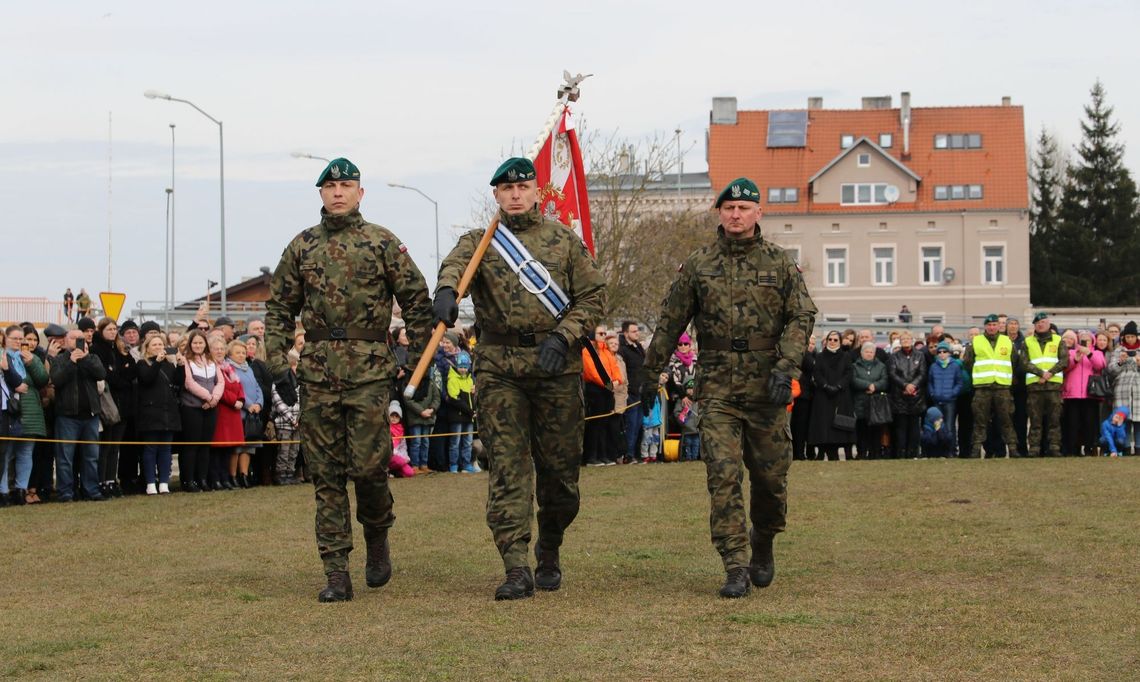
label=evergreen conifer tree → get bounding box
[1029,129,1063,304]
[1057,80,1140,305]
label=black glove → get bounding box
[432,287,458,326]
[273,372,297,407]
[640,382,659,411]
[536,334,569,375]
[767,372,793,405]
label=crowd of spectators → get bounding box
[4,307,1134,508]
[0,307,305,507]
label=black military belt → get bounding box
[480,329,554,348]
[700,335,779,352]
[305,327,387,342]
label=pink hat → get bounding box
[678,332,692,344]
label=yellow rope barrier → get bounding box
[0,399,653,446]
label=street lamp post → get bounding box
[168,123,176,326]
[387,183,439,273]
[291,151,330,163]
[144,89,227,315]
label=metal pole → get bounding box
[433,200,440,274]
[170,124,176,312]
[164,188,172,328]
[107,111,113,289]
[218,120,226,315]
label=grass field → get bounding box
[1,458,1137,680]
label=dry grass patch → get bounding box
[0,458,1136,680]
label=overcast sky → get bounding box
[2,0,1137,315]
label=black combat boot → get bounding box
[534,545,562,591]
[317,571,353,603]
[749,528,775,588]
[494,566,535,601]
[365,533,392,588]
[718,567,751,599]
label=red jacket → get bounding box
[212,364,247,445]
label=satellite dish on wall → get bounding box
[943,267,956,284]
[883,185,900,203]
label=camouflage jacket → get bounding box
[265,208,432,388]
[645,225,816,403]
[436,207,606,378]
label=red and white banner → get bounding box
[533,107,594,256]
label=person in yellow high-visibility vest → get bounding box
[1021,311,1067,456]
[961,314,1017,458]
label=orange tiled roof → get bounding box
[707,104,1028,214]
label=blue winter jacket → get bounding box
[1099,406,1130,452]
[928,357,964,403]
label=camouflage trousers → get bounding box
[970,386,1016,457]
[700,398,792,572]
[477,372,583,571]
[1026,386,1063,456]
[300,382,395,574]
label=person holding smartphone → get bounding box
[47,329,107,501]
[1106,321,1140,453]
[1060,329,1105,455]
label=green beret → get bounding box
[1033,311,1050,322]
[315,158,361,187]
[715,177,761,207]
[489,157,536,186]
[984,314,1000,324]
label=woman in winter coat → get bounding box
[888,330,927,459]
[850,341,889,460]
[227,339,264,488]
[2,325,49,505]
[428,331,462,471]
[808,331,855,460]
[91,317,137,497]
[1061,329,1106,456]
[271,349,302,484]
[1105,322,1140,449]
[209,337,246,490]
[926,340,964,457]
[135,334,182,494]
[178,329,223,492]
[1094,331,1115,424]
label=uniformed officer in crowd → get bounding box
[433,157,606,600]
[1021,311,1066,456]
[642,177,816,598]
[962,313,1017,458]
[266,157,433,602]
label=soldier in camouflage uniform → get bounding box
[642,177,816,598]
[433,157,605,600]
[265,158,433,602]
[1021,311,1067,456]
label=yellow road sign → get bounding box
[99,292,127,321]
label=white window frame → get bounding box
[968,184,984,199]
[981,242,1006,285]
[872,314,897,324]
[840,183,889,206]
[871,244,896,286]
[879,133,893,148]
[920,314,945,325]
[919,243,944,286]
[824,245,848,287]
[823,314,850,324]
[785,187,798,203]
[857,153,871,167]
[840,134,855,149]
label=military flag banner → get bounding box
[533,107,594,256]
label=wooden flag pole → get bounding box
[403,83,579,400]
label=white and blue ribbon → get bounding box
[490,225,571,319]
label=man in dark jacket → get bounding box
[48,329,107,502]
[617,321,646,464]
